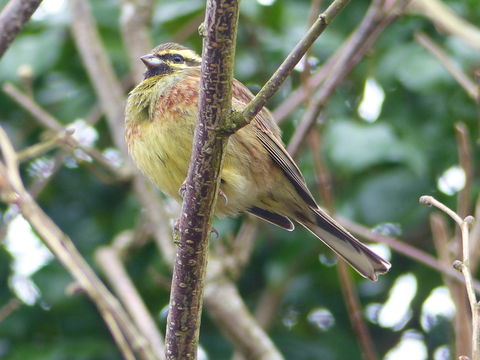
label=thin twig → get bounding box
[430,213,471,357]
[308,118,377,360]
[337,263,378,360]
[239,0,352,127]
[70,0,127,154]
[204,262,284,360]
[0,126,157,360]
[408,0,480,51]
[455,123,473,221]
[16,131,73,162]
[471,197,480,273]
[287,0,389,156]
[0,298,21,323]
[120,0,153,84]
[96,243,165,360]
[171,12,205,44]
[0,0,43,58]
[415,32,478,100]
[339,216,480,291]
[3,82,64,132]
[420,196,464,227]
[420,195,479,360]
[3,82,130,179]
[218,216,259,279]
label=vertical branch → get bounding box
[165,1,240,359]
[0,0,43,58]
[430,213,471,357]
[455,123,473,221]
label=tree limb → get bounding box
[165,1,240,359]
[0,0,43,58]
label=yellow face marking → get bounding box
[155,49,202,63]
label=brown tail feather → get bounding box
[297,208,390,281]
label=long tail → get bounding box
[297,208,391,281]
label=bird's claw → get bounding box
[178,181,187,199]
[219,189,228,205]
[210,226,219,239]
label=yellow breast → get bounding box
[125,71,275,217]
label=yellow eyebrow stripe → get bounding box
[157,49,201,62]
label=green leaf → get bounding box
[324,119,407,173]
[354,168,428,225]
[377,42,451,92]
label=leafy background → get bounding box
[0,0,479,359]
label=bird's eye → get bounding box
[172,55,184,63]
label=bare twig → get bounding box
[165,1,240,358]
[16,131,73,162]
[120,0,153,83]
[132,178,176,265]
[455,123,473,221]
[3,82,130,179]
[471,197,480,273]
[0,0,43,58]
[218,216,259,278]
[0,126,157,360]
[204,265,284,360]
[430,213,472,357]
[96,243,165,360]
[70,0,127,154]
[171,12,205,44]
[415,32,478,100]
[408,0,480,51]
[3,82,63,132]
[420,195,479,360]
[239,0,352,127]
[287,0,390,156]
[272,58,333,123]
[337,263,378,360]
[339,216,480,291]
[308,119,377,360]
[0,298,21,323]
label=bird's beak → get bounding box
[140,54,162,69]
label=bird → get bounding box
[125,42,391,281]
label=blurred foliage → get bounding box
[0,0,479,359]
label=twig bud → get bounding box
[464,215,475,224]
[453,260,463,271]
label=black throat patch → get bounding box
[144,62,173,79]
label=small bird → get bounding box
[125,43,391,281]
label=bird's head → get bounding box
[140,43,201,79]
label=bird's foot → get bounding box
[178,180,187,199]
[210,226,219,239]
